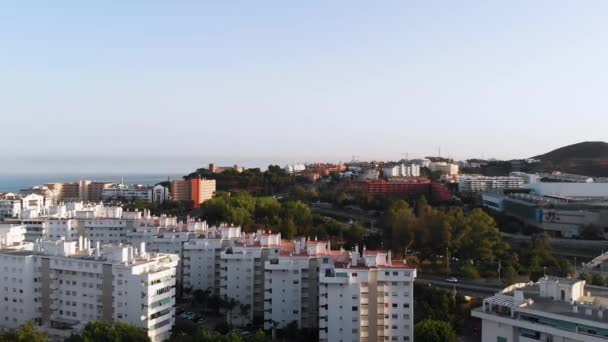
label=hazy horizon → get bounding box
[2,1,607,173]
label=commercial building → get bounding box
[526,182,608,199]
[171,179,216,208]
[482,192,608,238]
[319,247,416,342]
[458,175,524,194]
[0,239,178,342]
[473,276,608,342]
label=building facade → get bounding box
[474,277,608,342]
[171,179,216,208]
[319,248,416,342]
[459,176,524,193]
[0,239,178,342]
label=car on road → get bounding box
[446,277,458,283]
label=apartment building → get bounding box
[0,239,178,342]
[171,179,216,208]
[263,238,330,331]
[182,227,241,293]
[429,162,459,176]
[382,164,421,178]
[459,175,524,193]
[473,276,608,342]
[0,193,22,222]
[220,232,281,326]
[319,248,416,342]
[102,184,170,203]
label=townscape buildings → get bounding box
[0,201,415,341]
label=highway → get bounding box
[416,273,503,298]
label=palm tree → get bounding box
[224,298,238,325]
[239,304,251,326]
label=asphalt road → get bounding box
[416,273,503,298]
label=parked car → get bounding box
[446,277,458,283]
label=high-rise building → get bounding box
[220,233,282,326]
[171,179,216,208]
[319,248,416,342]
[0,239,178,342]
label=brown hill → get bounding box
[531,141,608,177]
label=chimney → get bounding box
[78,236,84,251]
[140,242,146,256]
[388,250,392,265]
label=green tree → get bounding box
[460,263,480,279]
[580,272,593,283]
[386,200,417,255]
[0,321,48,342]
[281,218,297,240]
[592,274,607,287]
[503,265,519,285]
[78,321,150,342]
[282,201,313,235]
[414,319,457,342]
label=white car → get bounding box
[446,277,458,283]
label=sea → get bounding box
[0,174,184,193]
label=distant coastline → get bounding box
[0,174,183,193]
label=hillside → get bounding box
[531,141,608,177]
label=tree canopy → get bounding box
[65,321,150,342]
[0,321,48,342]
[414,319,457,342]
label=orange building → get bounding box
[171,178,216,208]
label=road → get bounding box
[416,273,503,298]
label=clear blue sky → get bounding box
[1,1,607,173]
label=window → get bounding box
[352,306,358,311]
[497,338,507,342]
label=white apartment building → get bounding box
[0,224,27,246]
[220,232,282,326]
[382,164,421,178]
[459,175,524,193]
[285,164,306,174]
[101,185,160,203]
[263,239,330,331]
[182,226,242,292]
[473,276,608,342]
[429,162,459,176]
[152,185,170,203]
[43,219,79,241]
[0,194,22,222]
[319,248,416,342]
[0,239,178,342]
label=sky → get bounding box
[1,1,607,174]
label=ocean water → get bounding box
[0,174,183,193]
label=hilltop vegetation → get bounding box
[531,141,608,176]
